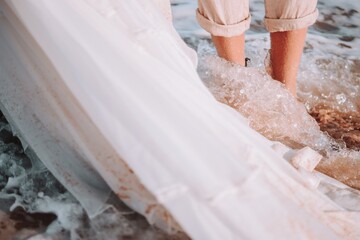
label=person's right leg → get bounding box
[212,34,246,66]
[196,0,250,66]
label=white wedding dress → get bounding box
[0,0,359,239]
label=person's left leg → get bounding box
[264,0,319,97]
[269,28,308,96]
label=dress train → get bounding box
[0,0,359,239]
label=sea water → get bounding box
[0,0,359,239]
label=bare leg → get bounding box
[212,34,245,66]
[270,28,308,97]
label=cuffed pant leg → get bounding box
[264,0,318,32]
[196,0,251,37]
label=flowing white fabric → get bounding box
[0,0,359,239]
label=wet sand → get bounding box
[310,105,360,190]
[0,206,57,240]
[310,104,360,151]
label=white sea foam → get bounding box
[0,120,187,239]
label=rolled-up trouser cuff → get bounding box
[196,9,251,37]
[264,9,319,32]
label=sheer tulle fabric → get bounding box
[0,0,359,239]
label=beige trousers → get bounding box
[197,0,318,37]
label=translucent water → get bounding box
[197,38,360,190]
[198,40,332,151]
